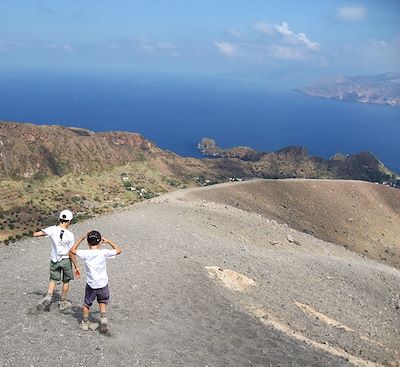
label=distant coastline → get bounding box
[293,89,400,108]
[297,73,400,107]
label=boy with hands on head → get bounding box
[70,230,121,333]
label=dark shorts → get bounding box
[49,259,74,283]
[84,284,110,308]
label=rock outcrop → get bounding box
[198,137,257,160]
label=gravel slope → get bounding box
[0,180,399,367]
[189,179,400,269]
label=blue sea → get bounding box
[1,71,399,173]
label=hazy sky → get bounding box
[0,1,399,84]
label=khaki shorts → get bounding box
[49,259,74,283]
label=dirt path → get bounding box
[0,180,399,367]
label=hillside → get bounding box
[0,180,399,366]
[0,121,207,179]
[0,121,398,243]
[0,122,212,241]
[1,122,396,183]
[189,179,400,269]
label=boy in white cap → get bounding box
[33,209,81,311]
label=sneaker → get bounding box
[99,317,109,334]
[36,294,52,311]
[80,320,89,331]
[58,300,72,312]
[89,322,99,331]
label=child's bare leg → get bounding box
[99,303,107,314]
[46,280,56,295]
[82,305,90,321]
[60,282,69,300]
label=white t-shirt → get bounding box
[43,225,75,262]
[76,249,117,289]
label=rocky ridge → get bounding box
[197,137,397,184]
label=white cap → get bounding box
[59,209,73,221]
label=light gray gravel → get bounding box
[0,183,399,367]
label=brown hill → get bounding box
[188,179,400,269]
[0,122,168,178]
[1,121,398,244]
[1,122,397,184]
[0,122,211,241]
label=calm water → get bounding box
[1,72,399,173]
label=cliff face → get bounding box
[0,122,160,179]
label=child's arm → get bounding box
[69,252,81,278]
[101,237,122,255]
[69,234,87,278]
[69,233,88,255]
[32,230,46,237]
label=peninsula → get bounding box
[297,72,400,107]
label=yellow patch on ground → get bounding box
[205,266,256,292]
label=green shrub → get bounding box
[167,179,180,187]
[123,181,133,189]
[74,213,94,222]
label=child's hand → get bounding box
[101,237,110,244]
[74,267,81,278]
[79,232,90,241]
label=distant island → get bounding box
[296,72,400,107]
